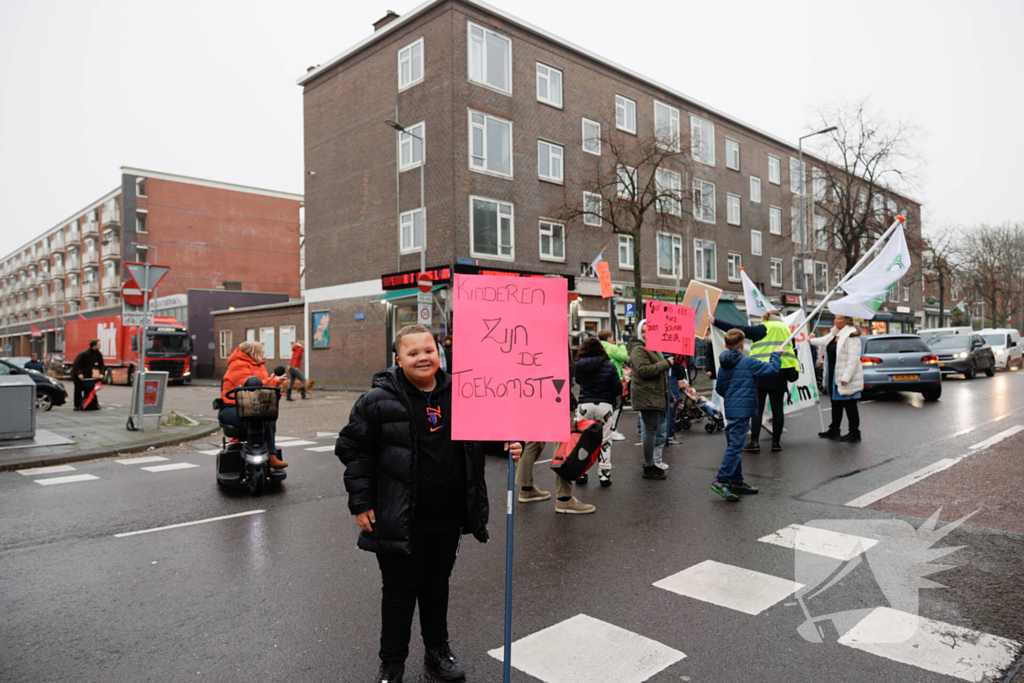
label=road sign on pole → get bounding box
[124,262,170,292]
[417,272,433,293]
[121,277,145,307]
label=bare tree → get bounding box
[919,228,960,327]
[955,223,1024,327]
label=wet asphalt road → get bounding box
[3,371,1024,683]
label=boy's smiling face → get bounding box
[396,332,440,389]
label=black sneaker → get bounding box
[710,480,740,501]
[728,482,759,495]
[743,440,760,452]
[642,465,666,480]
[376,660,404,683]
[598,470,612,487]
[839,431,862,443]
[818,430,840,439]
[577,472,588,485]
[424,643,465,681]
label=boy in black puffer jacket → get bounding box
[336,325,522,683]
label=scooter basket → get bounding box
[235,387,280,419]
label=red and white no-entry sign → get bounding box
[121,277,145,306]
[417,272,433,293]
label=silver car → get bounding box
[860,334,943,401]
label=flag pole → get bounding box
[775,216,905,352]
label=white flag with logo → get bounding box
[740,268,773,320]
[782,310,819,414]
[828,225,911,319]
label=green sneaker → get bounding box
[710,480,740,502]
[728,482,759,495]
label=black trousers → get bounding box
[376,526,461,663]
[73,377,87,409]
[749,389,785,443]
[830,399,860,433]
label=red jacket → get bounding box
[221,348,280,404]
[289,344,303,368]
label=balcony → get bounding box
[66,284,80,299]
[102,275,121,292]
[37,269,50,282]
[101,207,120,228]
[68,226,82,242]
[52,287,65,302]
[102,241,121,259]
[83,281,99,297]
[51,263,64,278]
[37,247,50,261]
[66,256,80,270]
[82,251,99,267]
[82,221,99,237]
[38,293,51,307]
[84,297,99,310]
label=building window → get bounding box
[279,325,296,359]
[727,194,741,226]
[468,22,511,94]
[469,110,512,177]
[792,206,803,245]
[260,326,275,360]
[769,206,782,235]
[470,196,514,259]
[537,140,564,183]
[693,179,715,223]
[858,191,868,214]
[400,208,424,253]
[245,328,255,342]
[694,239,716,281]
[887,198,898,217]
[768,155,781,184]
[814,214,828,251]
[770,258,783,287]
[725,138,740,171]
[582,118,601,155]
[654,101,680,151]
[538,220,565,261]
[751,230,762,256]
[398,38,424,90]
[889,285,900,303]
[814,262,828,294]
[655,168,682,216]
[793,258,805,292]
[727,253,742,282]
[790,157,806,194]
[136,213,147,234]
[617,164,636,199]
[812,167,826,201]
[615,95,637,134]
[618,234,634,270]
[536,63,562,107]
[583,192,603,226]
[903,285,910,302]
[657,233,682,278]
[690,115,715,165]
[750,176,761,203]
[399,121,424,170]
[135,177,147,197]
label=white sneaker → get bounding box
[611,432,626,441]
[655,462,670,471]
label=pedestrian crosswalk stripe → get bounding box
[198,449,221,455]
[838,606,1021,681]
[116,456,169,465]
[279,440,316,447]
[654,560,803,616]
[488,614,685,683]
[758,524,878,561]
[304,445,336,452]
[275,436,300,442]
[142,463,201,473]
[316,431,336,438]
[34,474,100,486]
[18,464,76,476]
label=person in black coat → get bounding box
[336,324,521,683]
[70,340,105,410]
[572,336,623,487]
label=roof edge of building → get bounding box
[211,299,305,316]
[2,186,121,263]
[121,167,304,202]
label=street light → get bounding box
[385,119,426,273]
[798,126,838,312]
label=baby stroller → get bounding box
[675,385,725,434]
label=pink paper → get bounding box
[452,274,570,442]
[644,300,696,356]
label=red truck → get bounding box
[64,315,192,385]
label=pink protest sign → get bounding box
[452,274,570,442]
[644,300,696,356]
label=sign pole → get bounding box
[137,268,149,431]
[503,447,515,683]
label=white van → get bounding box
[979,328,1022,370]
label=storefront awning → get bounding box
[714,301,749,326]
[372,284,445,303]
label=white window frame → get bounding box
[769,206,782,235]
[790,157,806,194]
[398,121,425,171]
[792,206,803,245]
[615,95,636,134]
[279,325,296,359]
[538,220,565,262]
[814,214,828,251]
[537,140,564,183]
[616,164,636,199]
[725,137,740,171]
[768,155,781,184]
[469,195,514,261]
[467,21,512,95]
[726,193,741,226]
[751,229,763,256]
[858,191,868,214]
[694,238,717,282]
[727,252,742,282]
[135,177,147,198]
[770,258,783,287]
[581,118,601,156]
[814,262,828,294]
[468,109,513,178]
[136,210,148,234]
[655,168,682,216]
[583,192,603,227]
[654,101,680,152]
[793,258,804,292]
[398,37,424,91]
[399,208,425,254]
[750,176,761,203]
[812,167,826,201]
[889,285,900,303]
[260,326,276,360]
[903,285,910,302]
[657,232,683,279]
[245,329,255,342]
[535,62,562,108]
[691,115,716,166]
[618,234,634,270]
[693,179,716,224]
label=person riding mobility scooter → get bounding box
[214,374,287,494]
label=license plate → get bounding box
[938,362,945,367]
[893,374,919,381]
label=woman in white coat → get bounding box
[809,315,864,442]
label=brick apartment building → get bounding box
[297,0,923,386]
[0,167,303,357]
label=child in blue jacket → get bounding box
[711,329,781,502]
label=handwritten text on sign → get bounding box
[452,274,570,442]
[644,300,696,356]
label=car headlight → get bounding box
[48,377,62,386]
[958,351,969,358]
[995,349,1004,355]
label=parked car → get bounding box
[1,356,32,369]
[859,334,943,401]
[978,328,1022,370]
[0,358,68,411]
[927,333,996,379]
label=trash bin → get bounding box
[0,374,37,439]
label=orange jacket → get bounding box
[221,348,280,404]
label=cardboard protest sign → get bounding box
[596,261,613,298]
[681,281,723,338]
[452,274,570,442]
[644,300,695,356]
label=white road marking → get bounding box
[758,524,878,561]
[969,425,1024,450]
[279,440,316,447]
[304,445,336,452]
[488,614,685,683]
[198,449,221,455]
[653,560,803,615]
[34,474,100,486]
[114,510,265,538]
[141,463,200,473]
[116,456,169,465]
[838,606,1021,681]
[274,436,300,442]
[846,458,959,508]
[316,431,336,438]
[17,464,76,476]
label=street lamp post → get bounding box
[798,126,838,313]
[385,119,426,273]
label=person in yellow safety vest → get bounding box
[710,310,799,452]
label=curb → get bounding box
[0,423,220,473]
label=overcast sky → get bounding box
[1,0,1021,256]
